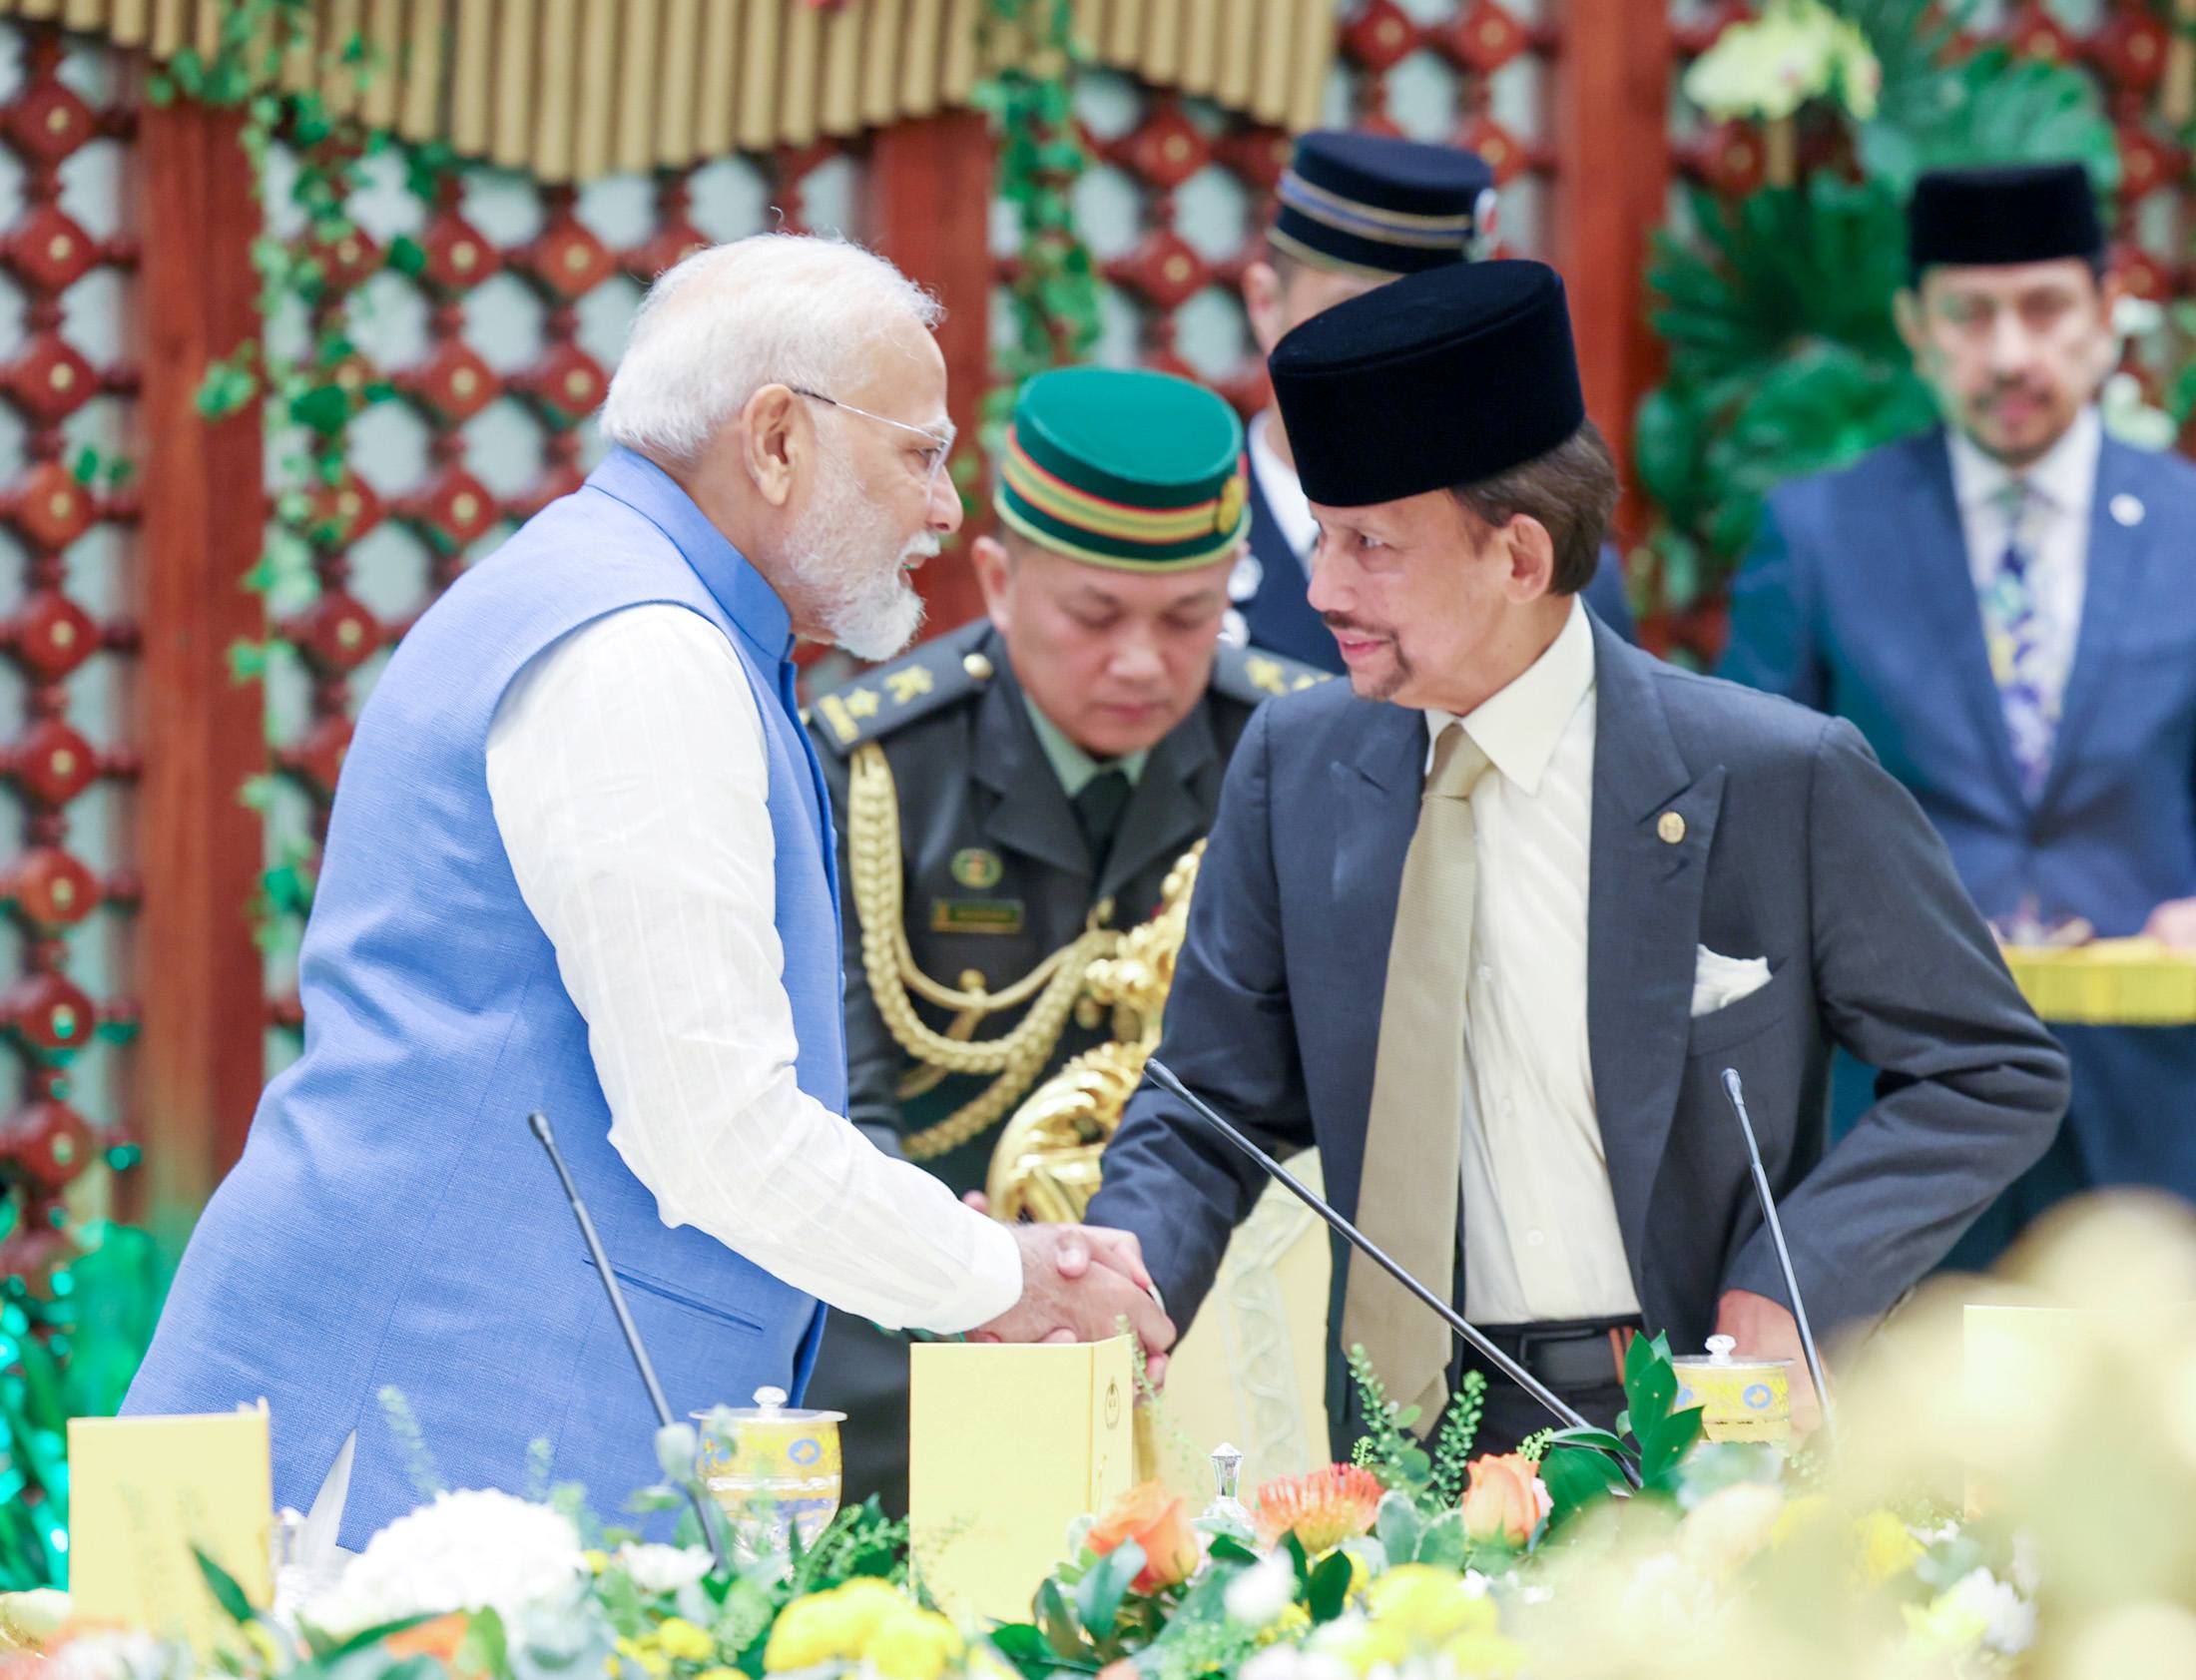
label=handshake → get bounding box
[967,1213,1179,1385]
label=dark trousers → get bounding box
[804,1310,913,1516]
[1451,1325,1631,1456]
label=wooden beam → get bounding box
[130,101,268,1249]
[1548,0,1671,549]
[865,107,996,636]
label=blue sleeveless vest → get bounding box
[125,450,846,1547]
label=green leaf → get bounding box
[1035,1578,1082,1660]
[1538,1442,1624,1523]
[1206,1535,1260,1567]
[1283,1531,1310,1591]
[1411,1509,1466,1572]
[193,1547,256,1625]
[1641,1404,1706,1487]
[1306,1551,1354,1623]
[1073,1539,1141,1640]
[1373,1491,1421,1564]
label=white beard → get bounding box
[784,442,934,662]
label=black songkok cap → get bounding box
[1907,163,2104,275]
[1268,259,1584,508]
[1272,131,1496,279]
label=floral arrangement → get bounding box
[8,1202,2196,1680]
[1683,0,1882,125]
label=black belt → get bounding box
[1466,1317,1642,1391]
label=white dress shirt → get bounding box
[1248,410,1319,568]
[1947,405,2099,723]
[1424,600,1639,1324]
[485,604,1023,1333]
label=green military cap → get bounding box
[997,366,1249,571]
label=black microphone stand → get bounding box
[1718,1069,1835,1443]
[530,1111,732,1569]
[1143,1059,1642,1490]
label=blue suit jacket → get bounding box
[1088,619,2064,1442]
[1236,461,1637,673]
[1722,430,2196,1193]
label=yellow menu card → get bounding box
[68,1407,273,1651]
[909,1337,1136,1623]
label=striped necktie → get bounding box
[1980,478,2053,803]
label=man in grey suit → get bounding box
[1085,260,2069,1452]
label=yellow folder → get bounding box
[67,1407,273,1652]
[909,1337,1136,1622]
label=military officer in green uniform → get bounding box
[805,365,1329,1510]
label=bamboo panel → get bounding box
[358,0,401,130]
[938,0,978,105]
[0,0,1340,181]
[398,0,440,141]
[611,0,660,173]
[656,0,700,167]
[695,0,740,158]
[734,0,781,153]
[899,0,944,116]
[494,0,539,170]
[818,0,863,139]
[573,0,619,178]
[532,0,578,177]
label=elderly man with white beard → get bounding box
[122,235,1175,1550]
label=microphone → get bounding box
[530,1111,730,1567]
[1718,1069,1835,1439]
[1142,1058,1641,1489]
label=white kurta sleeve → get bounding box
[484,603,1022,1332]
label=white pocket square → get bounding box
[1691,945,1772,1018]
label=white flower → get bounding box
[1241,1645,1353,1680]
[1682,0,1880,122]
[1677,1483,1785,1579]
[1906,1567,2036,1659]
[1225,1551,1299,1627]
[2114,295,2165,339]
[305,1488,587,1637]
[47,1633,195,1680]
[616,1543,713,1596]
[2101,371,2178,452]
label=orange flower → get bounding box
[1458,1454,1551,1546]
[1088,1479,1200,1593]
[384,1613,470,1665]
[1254,1464,1384,1553]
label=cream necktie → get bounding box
[1342,722,1492,1422]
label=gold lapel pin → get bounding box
[1657,811,1686,844]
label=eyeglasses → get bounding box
[790,386,957,498]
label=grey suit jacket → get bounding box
[1088,617,2068,1412]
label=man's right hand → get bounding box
[969,1224,1177,1386]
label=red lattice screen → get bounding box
[255,144,869,1049]
[0,24,141,1278]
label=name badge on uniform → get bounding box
[932,897,1026,935]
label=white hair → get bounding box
[599,233,945,464]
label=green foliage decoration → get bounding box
[0,1225,170,1589]
[972,0,1102,457]
[1637,0,2124,640]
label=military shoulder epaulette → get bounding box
[1212,642,1335,707]
[810,624,998,756]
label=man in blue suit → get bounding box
[1087,260,2064,1454]
[1234,132,1636,671]
[1723,163,2196,1266]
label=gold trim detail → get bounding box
[846,740,1119,1160]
